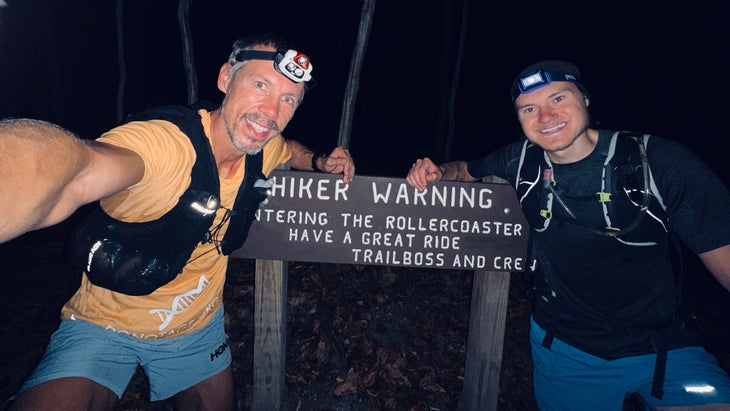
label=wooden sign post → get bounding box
[232,171,529,410]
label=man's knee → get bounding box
[8,377,118,411]
[171,367,234,411]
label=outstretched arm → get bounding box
[405,157,477,191]
[287,139,355,183]
[0,118,144,243]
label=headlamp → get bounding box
[519,70,550,92]
[274,50,312,83]
[233,49,315,89]
[513,69,583,101]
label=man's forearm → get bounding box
[438,161,475,182]
[0,119,90,242]
[286,139,318,171]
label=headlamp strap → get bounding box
[234,50,277,62]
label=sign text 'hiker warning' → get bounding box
[233,171,529,271]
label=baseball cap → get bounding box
[510,60,589,101]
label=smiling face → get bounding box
[216,45,305,155]
[514,81,594,163]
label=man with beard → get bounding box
[1,33,354,410]
[406,60,730,410]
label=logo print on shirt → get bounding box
[149,276,209,330]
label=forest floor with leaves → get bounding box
[2,222,728,411]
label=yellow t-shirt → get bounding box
[61,109,291,339]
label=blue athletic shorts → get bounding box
[530,316,730,410]
[18,307,231,401]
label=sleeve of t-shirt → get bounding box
[466,141,525,184]
[261,134,292,175]
[647,136,730,254]
[96,119,196,220]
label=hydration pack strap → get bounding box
[541,332,555,349]
[540,302,560,349]
[220,151,265,254]
[651,348,667,399]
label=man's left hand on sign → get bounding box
[319,146,355,183]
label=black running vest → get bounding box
[64,104,269,295]
[516,131,686,399]
[515,131,669,245]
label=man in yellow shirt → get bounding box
[1,33,354,410]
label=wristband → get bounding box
[311,152,326,172]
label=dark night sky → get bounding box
[0,0,729,180]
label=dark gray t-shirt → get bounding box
[467,129,730,358]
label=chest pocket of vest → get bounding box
[64,188,217,296]
[515,133,669,245]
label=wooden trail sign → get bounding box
[232,171,529,270]
[232,171,530,411]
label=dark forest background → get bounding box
[1,0,729,180]
[1,1,730,409]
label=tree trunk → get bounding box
[433,0,454,163]
[115,0,127,123]
[337,0,377,149]
[177,0,198,104]
[443,0,469,162]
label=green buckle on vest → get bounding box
[596,192,612,202]
[540,209,552,219]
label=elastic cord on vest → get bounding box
[652,348,667,399]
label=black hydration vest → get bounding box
[515,131,669,245]
[64,104,269,296]
[516,131,684,399]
